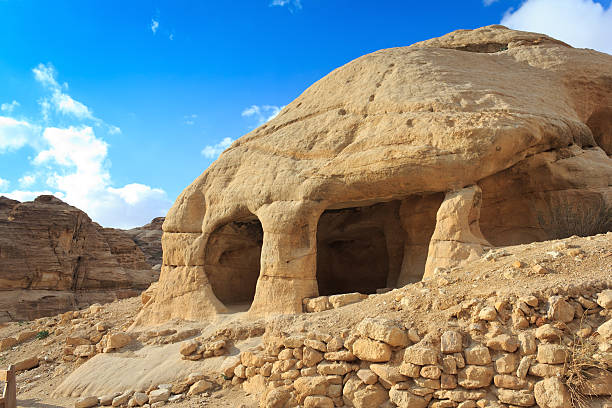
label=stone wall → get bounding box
[222,290,612,408]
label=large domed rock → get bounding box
[137,25,612,324]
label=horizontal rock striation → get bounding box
[0,195,159,321]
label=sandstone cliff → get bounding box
[139,25,612,325]
[0,195,160,321]
[125,217,164,267]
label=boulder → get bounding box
[74,396,99,408]
[352,338,391,362]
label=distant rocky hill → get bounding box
[124,217,164,267]
[0,195,163,321]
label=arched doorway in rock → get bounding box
[204,216,263,312]
[315,195,442,296]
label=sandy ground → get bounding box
[1,232,610,407]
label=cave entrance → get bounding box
[316,201,401,296]
[205,217,262,311]
[316,195,443,296]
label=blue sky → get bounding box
[1,0,611,228]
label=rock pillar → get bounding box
[423,185,491,278]
[250,201,324,316]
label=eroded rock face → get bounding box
[125,217,164,267]
[0,195,158,321]
[138,25,612,324]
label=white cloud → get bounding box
[0,116,40,152]
[108,125,121,135]
[27,126,170,228]
[201,137,234,159]
[0,190,61,202]
[151,19,159,34]
[1,100,20,113]
[18,175,36,188]
[0,64,171,228]
[0,177,9,190]
[270,0,302,9]
[483,0,499,5]
[32,63,60,89]
[33,63,94,120]
[501,0,612,55]
[241,104,283,126]
[183,114,197,125]
[169,33,174,41]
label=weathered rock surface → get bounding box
[124,217,164,267]
[137,24,612,324]
[0,195,160,321]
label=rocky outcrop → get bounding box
[0,195,159,321]
[137,25,612,324]
[124,217,164,267]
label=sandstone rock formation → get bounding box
[138,25,612,324]
[0,195,159,321]
[125,217,164,267]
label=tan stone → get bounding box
[420,365,442,379]
[106,332,131,350]
[241,350,265,367]
[0,337,17,351]
[597,319,612,340]
[497,389,535,407]
[536,344,568,364]
[457,366,494,389]
[303,395,334,408]
[66,336,90,346]
[148,389,170,403]
[328,293,367,309]
[73,345,96,358]
[494,353,519,374]
[179,340,198,356]
[441,331,463,354]
[517,331,537,355]
[535,324,563,342]
[352,338,391,362]
[220,355,241,378]
[404,345,438,365]
[15,356,39,371]
[370,364,407,385]
[304,339,327,352]
[356,317,408,347]
[440,374,457,389]
[534,377,571,408]
[547,296,574,323]
[324,350,356,361]
[75,396,99,408]
[317,361,352,376]
[294,376,329,402]
[516,356,533,379]
[494,374,527,389]
[399,362,421,378]
[464,346,491,365]
[389,386,429,408]
[478,307,497,321]
[356,369,378,385]
[187,379,212,396]
[597,289,612,309]
[528,363,566,377]
[303,347,324,367]
[486,334,519,352]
